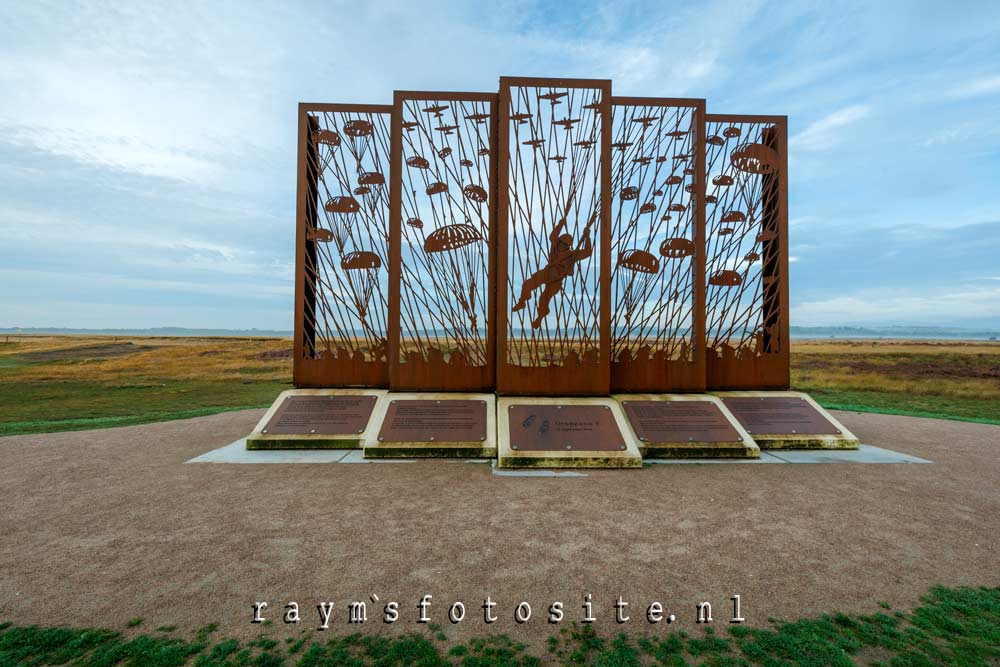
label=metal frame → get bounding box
[703,114,789,389]
[609,96,706,392]
[293,103,392,388]
[388,90,498,391]
[496,76,613,395]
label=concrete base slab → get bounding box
[614,393,760,458]
[713,390,860,449]
[245,388,387,450]
[363,392,497,459]
[497,396,643,468]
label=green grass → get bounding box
[0,380,290,437]
[1,585,997,666]
[802,387,1000,427]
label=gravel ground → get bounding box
[1,408,997,648]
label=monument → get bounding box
[244,75,859,463]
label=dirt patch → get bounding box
[255,348,293,360]
[15,342,154,363]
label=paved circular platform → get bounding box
[1,409,997,647]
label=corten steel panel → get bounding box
[262,395,378,435]
[609,97,706,392]
[721,397,842,435]
[377,399,488,442]
[496,76,612,395]
[389,91,497,391]
[294,104,392,388]
[507,405,625,451]
[703,115,789,389]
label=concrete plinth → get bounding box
[363,392,497,459]
[497,396,642,468]
[246,389,387,450]
[713,390,860,449]
[614,394,760,458]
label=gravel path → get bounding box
[1,408,997,647]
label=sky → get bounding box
[1,0,999,330]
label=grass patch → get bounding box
[2,335,998,437]
[1,586,996,666]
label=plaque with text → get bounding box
[722,397,841,435]
[263,395,378,435]
[507,405,625,452]
[622,400,740,443]
[378,400,488,442]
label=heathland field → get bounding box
[1,335,998,436]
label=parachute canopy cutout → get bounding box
[463,184,488,203]
[406,217,423,229]
[325,196,360,214]
[639,202,656,214]
[709,270,743,287]
[620,186,639,201]
[358,171,384,186]
[354,186,370,195]
[406,155,430,169]
[731,142,780,175]
[722,126,741,138]
[618,249,660,274]
[306,228,334,243]
[721,210,746,223]
[314,129,341,146]
[341,250,382,271]
[659,237,695,258]
[712,174,735,187]
[343,119,374,137]
[707,135,724,146]
[438,147,453,158]
[424,223,483,253]
[426,181,448,195]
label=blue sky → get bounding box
[1,0,999,330]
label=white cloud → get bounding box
[793,285,1000,327]
[791,105,870,151]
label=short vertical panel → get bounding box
[703,114,789,389]
[293,104,391,388]
[609,97,706,392]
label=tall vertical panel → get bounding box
[389,91,497,390]
[609,97,706,392]
[703,114,789,389]
[293,104,391,388]
[496,77,612,395]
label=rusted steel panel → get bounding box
[496,77,613,395]
[704,115,789,389]
[294,104,392,388]
[388,91,497,391]
[609,97,706,392]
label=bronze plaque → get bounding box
[507,405,625,452]
[622,400,740,443]
[378,400,488,442]
[263,395,378,435]
[722,397,841,435]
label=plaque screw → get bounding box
[358,428,364,433]
[435,400,440,404]
[639,436,646,441]
[512,444,518,450]
[430,436,435,441]
[791,429,797,434]
[262,429,268,434]
[836,430,842,434]
[378,437,384,442]
[620,445,625,450]
[565,444,571,450]
[310,429,316,434]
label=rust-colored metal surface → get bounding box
[262,395,378,435]
[704,115,789,389]
[507,404,624,451]
[610,97,706,392]
[621,399,739,443]
[722,397,841,435]
[496,77,612,395]
[377,399,488,442]
[388,91,497,391]
[294,104,392,388]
